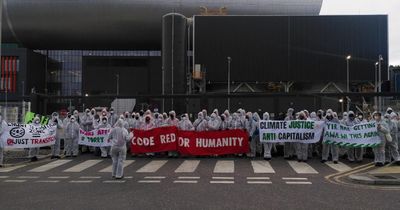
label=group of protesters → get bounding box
[1,106,400,178]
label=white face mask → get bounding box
[374,116,379,121]
[71,119,76,123]
[34,120,40,124]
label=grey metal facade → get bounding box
[1,0,322,49]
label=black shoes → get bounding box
[333,161,338,164]
[320,160,327,163]
[31,156,38,162]
[375,162,384,167]
[264,157,271,161]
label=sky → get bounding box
[320,0,400,66]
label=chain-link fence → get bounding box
[0,101,31,123]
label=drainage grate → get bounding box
[373,175,397,180]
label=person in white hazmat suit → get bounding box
[262,112,273,161]
[208,113,221,131]
[50,112,63,159]
[28,116,42,161]
[321,111,340,164]
[193,112,208,131]
[65,116,80,157]
[385,112,400,164]
[249,112,261,158]
[108,119,132,179]
[295,111,309,162]
[284,108,295,159]
[178,114,194,131]
[0,113,7,167]
[346,111,363,162]
[98,117,112,158]
[372,112,390,166]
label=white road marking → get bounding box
[285,181,312,185]
[29,160,72,172]
[212,176,234,180]
[0,176,10,179]
[246,177,270,180]
[17,176,39,179]
[125,176,133,179]
[213,160,234,173]
[247,181,272,184]
[0,165,26,173]
[138,180,161,183]
[282,177,308,180]
[4,180,26,183]
[103,180,126,183]
[174,160,200,173]
[210,181,234,184]
[136,160,168,173]
[144,176,166,179]
[288,161,318,174]
[177,176,200,179]
[64,160,103,172]
[48,176,69,179]
[325,162,352,172]
[36,180,60,183]
[251,161,275,173]
[69,180,93,183]
[173,180,198,184]
[79,176,101,179]
[99,160,135,172]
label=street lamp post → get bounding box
[378,55,383,112]
[227,57,232,111]
[374,62,378,110]
[346,55,351,111]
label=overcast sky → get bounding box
[320,0,400,66]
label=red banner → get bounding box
[130,127,249,156]
[131,126,178,153]
[177,129,249,156]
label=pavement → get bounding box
[349,162,400,185]
[1,154,400,210]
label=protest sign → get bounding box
[78,128,112,147]
[0,123,57,148]
[323,121,381,148]
[259,120,325,143]
[131,126,178,153]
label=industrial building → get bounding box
[0,0,392,120]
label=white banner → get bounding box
[323,121,381,148]
[259,120,325,143]
[0,123,57,148]
[78,128,112,147]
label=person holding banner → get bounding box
[166,111,179,157]
[284,108,295,160]
[346,111,363,163]
[97,117,112,158]
[50,112,63,159]
[28,117,42,161]
[65,116,80,157]
[141,114,156,157]
[249,112,261,158]
[0,113,6,167]
[372,112,390,167]
[385,113,400,164]
[321,111,340,164]
[262,112,273,161]
[294,111,309,162]
[193,112,208,131]
[220,114,230,131]
[208,113,221,131]
[109,119,132,179]
[179,114,194,131]
[229,112,244,130]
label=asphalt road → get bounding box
[1,154,399,210]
